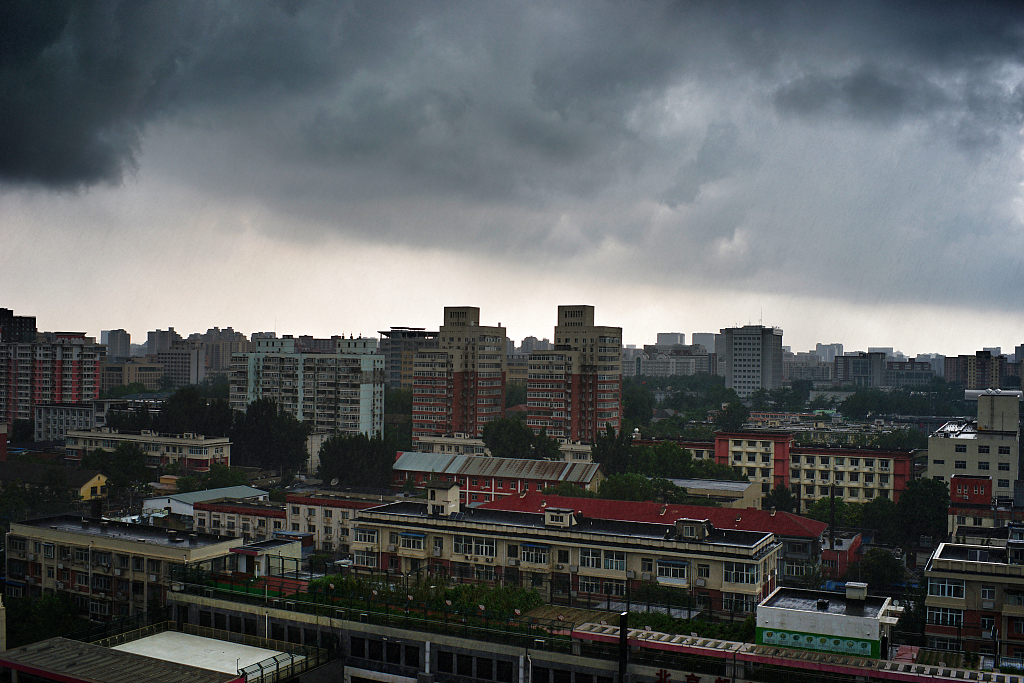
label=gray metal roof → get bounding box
[668,478,753,492]
[146,486,268,506]
[394,451,601,484]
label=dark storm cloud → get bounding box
[4,1,1024,312]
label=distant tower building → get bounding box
[147,327,182,355]
[814,343,844,363]
[691,333,715,352]
[378,327,439,388]
[0,308,36,343]
[106,329,130,361]
[656,332,685,347]
[527,305,622,443]
[721,325,784,398]
[412,307,507,441]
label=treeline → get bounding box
[838,380,971,419]
[543,474,721,506]
[593,426,745,482]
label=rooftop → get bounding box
[761,587,889,619]
[361,500,773,548]
[13,515,231,549]
[146,486,268,506]
[393,451,602,484]
[0,637,239,683]
[667,478,753,493]
[480,493,827,539]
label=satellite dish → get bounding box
[331,478,339,486]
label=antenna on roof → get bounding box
[330,478,339,486]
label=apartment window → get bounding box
[579,578,600,593]
[999,462,1011,471]
[355,529,377,543]
[880,474,890,484]
[999,479,1011,488]
[981,585,996,600]
[641,558,653,573]
[580,548,601,569]
[835,472,845,481]
[400,535,424,550]
[354,550,377,568]
[928,578,964,598]
[323,509,332,519]
[805,485,814,495]
[132,557,144,571]
[820,457,829,466]
[979,462,990,470]
[932,459,945,465]
[604,550,626,572]
[306,508,316,517]
[978,445,990,454]
[955,444,967,453]
[999,446,1011,455]
[954,461,966,469]
[292,523,300,531]
[603,579,626,596]
[657,561,687,579]
[849,472,859,482]
[805,456,815,465]
[927,606,963,626]
[835,458,845,466]
[521,545,548,564]
[850,458,859,467]
[291,506,300,515]
[697,564,710,578]
[723,562,758,584]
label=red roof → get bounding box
[479,493,827,539]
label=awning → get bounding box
[400,532,426,538]
[521,542,549,549]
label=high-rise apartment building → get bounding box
[146,328,181,355]
[0,332,101,424]
[815,343,843,363]
[105,329,130,362]
[526,305,622,443]
[378,327,439,388]
[156,344,206,388]
[721,325,784,398]
[411,307,506,441]
[230,336,384,436]
[0,308,36,343]
[945,351,1010,390]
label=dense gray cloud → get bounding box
[3,0,1024,319]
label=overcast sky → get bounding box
[2,1,1023,355]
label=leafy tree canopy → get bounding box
[763,485,796,513]
[230,398,311,472]
[505,383,526,408]
[894,477,949,546]
[714,402,750,432]
[10,419,33,443]
[318,432,397,489]
[851,548,907,590]
[622,378,657,427]
[869,428,928,450]
[384,388,412,415]
[80,442,153,493]
[175,464,249,494]
[481,416,561,460]
[804,496,863,528]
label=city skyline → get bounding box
[3,3,1024,356]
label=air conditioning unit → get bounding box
[433,549,441,557]
[695,578,706,587]
[983,600,995,610]
[569,565,578,573]
[114,569,122,576]
[149,574,158,582]
[508,559,519,566]
[56,582,64,589]
[485,558,492,563]
[983,630,994,639]
[555,564,564,570]
[57,563,64,570]
[641,572,652,581]
[116,592,126,601]
[387,544,396,553]
[626,570,636,579]
[27,553,37,561]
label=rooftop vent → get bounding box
[846,582,868,601]
[816,599,830,611]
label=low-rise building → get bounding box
[144,486,268,518]
[284,492,379,555]
[923,532,1024,656]
[482,492,827,588]
[665,478,759,508]
[353,481,779,617]
[392,451,604,504]
[193,499,286,543]
[0,461,107,501]
[5,515,238,619]
[414,433,593,462]
[65,428,231,472]
[756,582,900,658]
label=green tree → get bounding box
[384,387,412,415]
[10,419,33,443]
[80,442,152,494]
[533,428,562,460]
[870,428,927,450]
[102,382,149,399]
[482,416,538,460]
[804,496,862,528]
[231,398,311,472]
[762,485,796,512]
[5,594,82,648]
[859,496,899,544]
[541,482,597,498]
[318,432,396,488]
[622,378,656,426]
[591,425,634,475]
[852,548,906,590]
[155,386,232,436]
[175,464,249,493]
[597,473,656,501]
[894,478,950,547]
[714,402,749,432]
[504,383,527,408]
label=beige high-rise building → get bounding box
[527,305,622,443]
[412,307,507,441]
